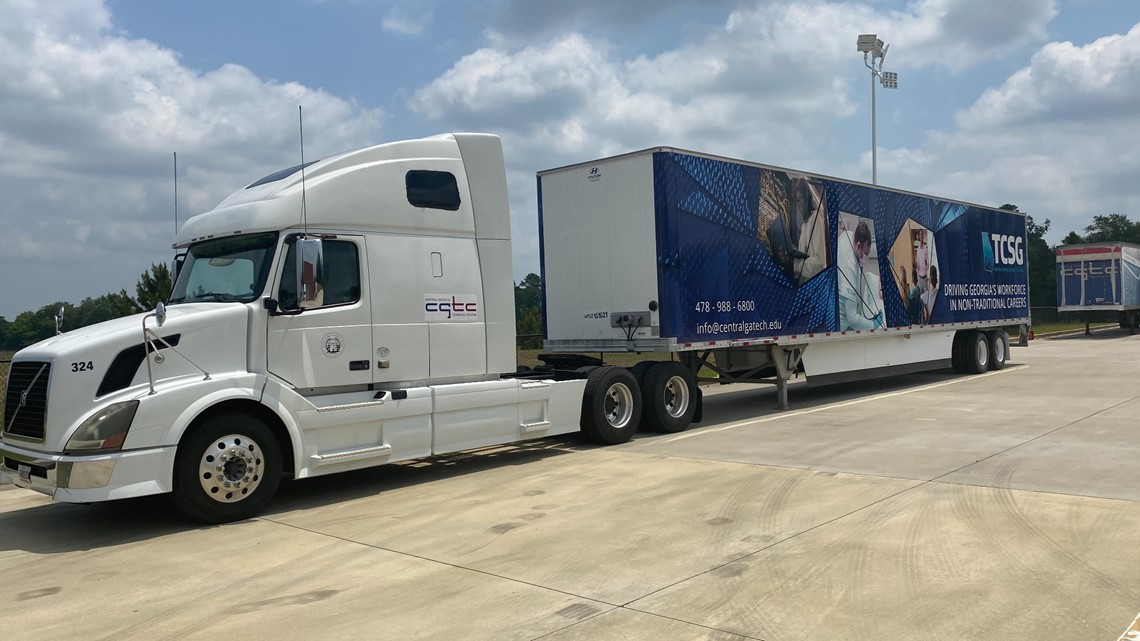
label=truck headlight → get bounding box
[64,401,139,454]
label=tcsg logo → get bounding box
[981,232,1024,271]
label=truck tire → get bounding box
[640,362,697,433]
[965,331,990,374]
[172,412,283,524]
[987,330,1009,370]
[951,332,967,373]
[630,361,655,386]
[579,366,642,445]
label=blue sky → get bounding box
[2,0,1139,319]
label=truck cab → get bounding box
[1,134,595,522]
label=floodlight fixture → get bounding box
[856,34,899,185]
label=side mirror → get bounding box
[155,302,167,327]
[172,254,185,282]
[296,237,324,309]
[55,306,65,335]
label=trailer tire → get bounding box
[172,412,283,524]
[579,366,642,445]
[630,361,655,386]
[951,332,968,373]
[640,362,697,433]
[965,331,990,374]
[987,330,1009,370]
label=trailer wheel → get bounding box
[987,330,1009,370]
[630,361,655,386]
[951,332,968,373]
[172,412,283,524]
[965,331,990,374]
[580,366,642,445]
[640,362,697,433]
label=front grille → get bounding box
[3,361,51,440]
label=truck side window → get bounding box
[406,170,460,210]
[279,240,361,310]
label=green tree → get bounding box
[1002,204,1056,309]
[1080,213,1140,244]
[72,291,138,328]
[4,302,71,350]
[1061,231,1085,245]
[135,262,173,312]
[514,273,543,348]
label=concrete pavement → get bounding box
[2,328,1139,640]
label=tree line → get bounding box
[0,264,171,351]
[0,209,1133,352]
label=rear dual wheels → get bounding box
[640,362,697,433]
[987,330,1009,370]
[580,367,643,445]
[580,362,699,444]
[952,330,1008,374]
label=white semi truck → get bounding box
[1,134,1030,522]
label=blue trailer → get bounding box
[537,147,1031,406]
[1056,242,1140,331]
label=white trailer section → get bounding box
[1056,242,1140,330]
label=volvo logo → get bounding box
[19,389,28,407]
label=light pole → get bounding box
[857,34,898,185]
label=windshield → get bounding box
[169,232,279,304]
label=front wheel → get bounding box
[172,412,282,524]
[579,366,642,445]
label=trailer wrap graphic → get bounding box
[1056,246,1140,308]
[652,152,1029,344]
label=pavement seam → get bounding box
[258,517,772,640]
[258,515,623,603]
[619,370,1140,612]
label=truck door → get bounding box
[267,235,373,390]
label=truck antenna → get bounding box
[173,151,178,235]
[298,105,308,234]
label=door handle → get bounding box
[349,360,370,371]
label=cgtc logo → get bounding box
[425,294,479,321]
[981,232,1024,271]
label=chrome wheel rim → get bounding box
[198,434,265,503]
[976,339,989,368]
[663,375,690,418]
[605,382,635,428]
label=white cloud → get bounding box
[876,22,1140,239]
[411,0,1062,276]
[889,0,1058,72]
[0,0,384,318]
[382,3,434,35]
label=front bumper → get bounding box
[0,440,176,502]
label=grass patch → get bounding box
[1031,322,1116,335]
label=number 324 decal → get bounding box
[71,361,94,372]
